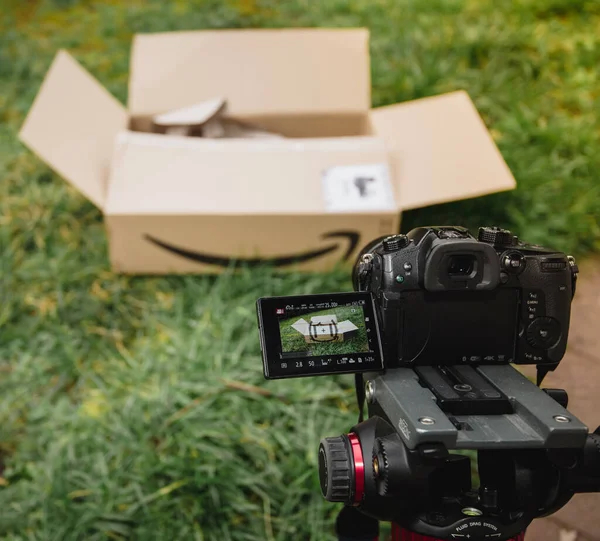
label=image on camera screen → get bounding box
[278,306,370,358]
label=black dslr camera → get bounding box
[257,227,600,541]
[356,226,575,372]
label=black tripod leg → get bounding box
[336,505,379,541]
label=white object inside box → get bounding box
[152,96,227,127]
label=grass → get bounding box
[279,306,369,356]
[0,0,599,539]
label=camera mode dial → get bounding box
[382,234,409,252]
[478,226,516,246]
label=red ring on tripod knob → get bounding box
[348,432,365,504]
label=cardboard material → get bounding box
[107,133,390,214]
[370,91,516,210]
[128,29,371,117]
[105,132,397,272]
[19,50,127,210]
[19,28,516,274]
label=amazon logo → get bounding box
[144,231,361,269]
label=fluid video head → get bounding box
[257,226,599,541]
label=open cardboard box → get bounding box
[19,29,516,274]
[292,315,359,343]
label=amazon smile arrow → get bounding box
[144,231,361,269]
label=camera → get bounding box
[258,226,578,380]
[257,226,600,541]
[354,225,578,373]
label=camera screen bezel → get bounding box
[257,292,384,379]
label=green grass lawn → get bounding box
[1,0,599,539]
[279,306,369,357]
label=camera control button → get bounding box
[382,234,409,252]
[502,251,526,273]
[526,317,561,349]
[478,226,515,246]
[541,258,568,272]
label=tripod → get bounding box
[320,367,600,541]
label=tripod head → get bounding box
[319,366,600,541]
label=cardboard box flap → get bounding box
[128,29,370,118]
[19,50,127,210]
[106,132,393,215]
[371,91,516,210]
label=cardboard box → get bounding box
[19,29,516,274]
[292,315,358,343]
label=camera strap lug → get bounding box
[568,255,578,297]
[356,253,374,291]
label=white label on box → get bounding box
[322,163,396,212]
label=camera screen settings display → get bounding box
[257,292,384,379]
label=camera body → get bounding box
[354,226,577,371]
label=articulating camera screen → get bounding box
[258,292,384,379]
